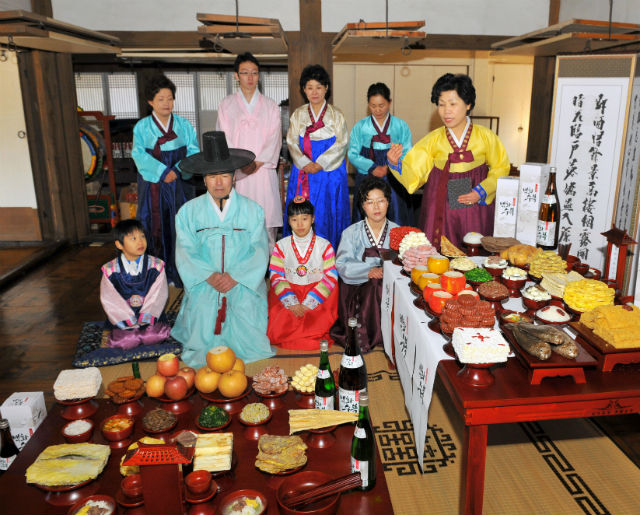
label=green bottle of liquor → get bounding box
[314,340,335,410]
[350,392,376,491]
[338,317,367,413]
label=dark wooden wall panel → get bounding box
[18,50,89,242]
[525,56,556,163]
[287,0,334,112]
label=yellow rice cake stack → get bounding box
[580,304,640,349]
[564,279,614,312]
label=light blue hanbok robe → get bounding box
[171,190,275,368]
[348,115,414,226]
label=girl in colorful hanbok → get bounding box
[268,197,339,349]
[387,73,510,250]
[330,176,398,352]
[284,64,350,250]
[132,74,200,287]
[348,82,414,226]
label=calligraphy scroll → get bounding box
[549,75,630,271]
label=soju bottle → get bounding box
[314,340,335,410]
[350,392,376,491]
[338,317,367,413]
[0,419,19,474]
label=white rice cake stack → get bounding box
[26,443,110,486]
[193,432,233,472]
[398,231,430,260]
[452,327,509,364]
[53,367,102,401]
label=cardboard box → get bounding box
[516,163,550,246]
[493,177,519,238]
[1,392,46,429]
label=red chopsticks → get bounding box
[282,473,362,509]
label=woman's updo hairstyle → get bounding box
[367,82,391,102]
[299,64,331,102]
[431,73,476,113]
[145,74,176,102]
[287,197,315,218]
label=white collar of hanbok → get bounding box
[208,188,235,222]
[240,89,259,113]
[152,111,171,133]
[121,254,144,276]
[447,116,471,148]
[310,101,327,123]
[372,114,390,132]
[365,219,387,247]
[292,230,313,256]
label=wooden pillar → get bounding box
[548,0,561,25]
[18,50,89,242]
[286,0,334,112]
[30,0,53,17]
[525,56,556,163]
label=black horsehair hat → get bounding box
[178,131,255,176]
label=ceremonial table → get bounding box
[0,391,393,514]
[382,260,640,515]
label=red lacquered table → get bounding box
[0,391,393,514]
[437,359,640,515]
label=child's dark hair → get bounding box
[431,73,475,112]
[367,82,391,102]
[287,198,315,218]
[299,64,331,102]
[144,74,176,102]
[357,176,392,211]
[234,52,259,72]
[115,219,146,245]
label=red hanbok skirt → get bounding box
[267,281,338,350]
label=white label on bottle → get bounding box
[541,194,557,204]
[340,355,364,369]
[338,387,366,413]
[353,426,366,439]
[314,395,334,410]
[316,369,330,379]
[0,455,16,471]
[351,457,370,488]
[536,220,557,246]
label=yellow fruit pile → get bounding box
[529,250,567,278]
[564,279,614,312]
[291,364,318,393]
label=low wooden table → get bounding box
[0,391,393,514]
[437,358,640,515]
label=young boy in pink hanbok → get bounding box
[217,52,282,250]
[100,219,170,349]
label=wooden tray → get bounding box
[501,324,596,384]
[569,321,640,372]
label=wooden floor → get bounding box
[1,244,639,469]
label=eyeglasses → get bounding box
[238,72,259,77]
[363,198,388,207]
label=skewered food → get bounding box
[288,409,358,434]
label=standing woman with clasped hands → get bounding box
[284,64,350,250]
[387,73,510,250]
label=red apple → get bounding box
[157,353,179,377]
[164,375,188,401]
[176,367,196,389]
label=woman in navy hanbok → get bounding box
[284,64,350,250]
[132,74,200,286]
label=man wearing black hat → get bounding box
[171,131,275,367]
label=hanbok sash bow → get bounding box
[151,114,178,160]
[369,115,391,160]
[297,104,328,199]
[444,120,474,166]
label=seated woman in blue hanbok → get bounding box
[284,64,350,250]
[348,82,414,226]
[132,74,200,287]
[171,131,274,368]
[330,176,398,352]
